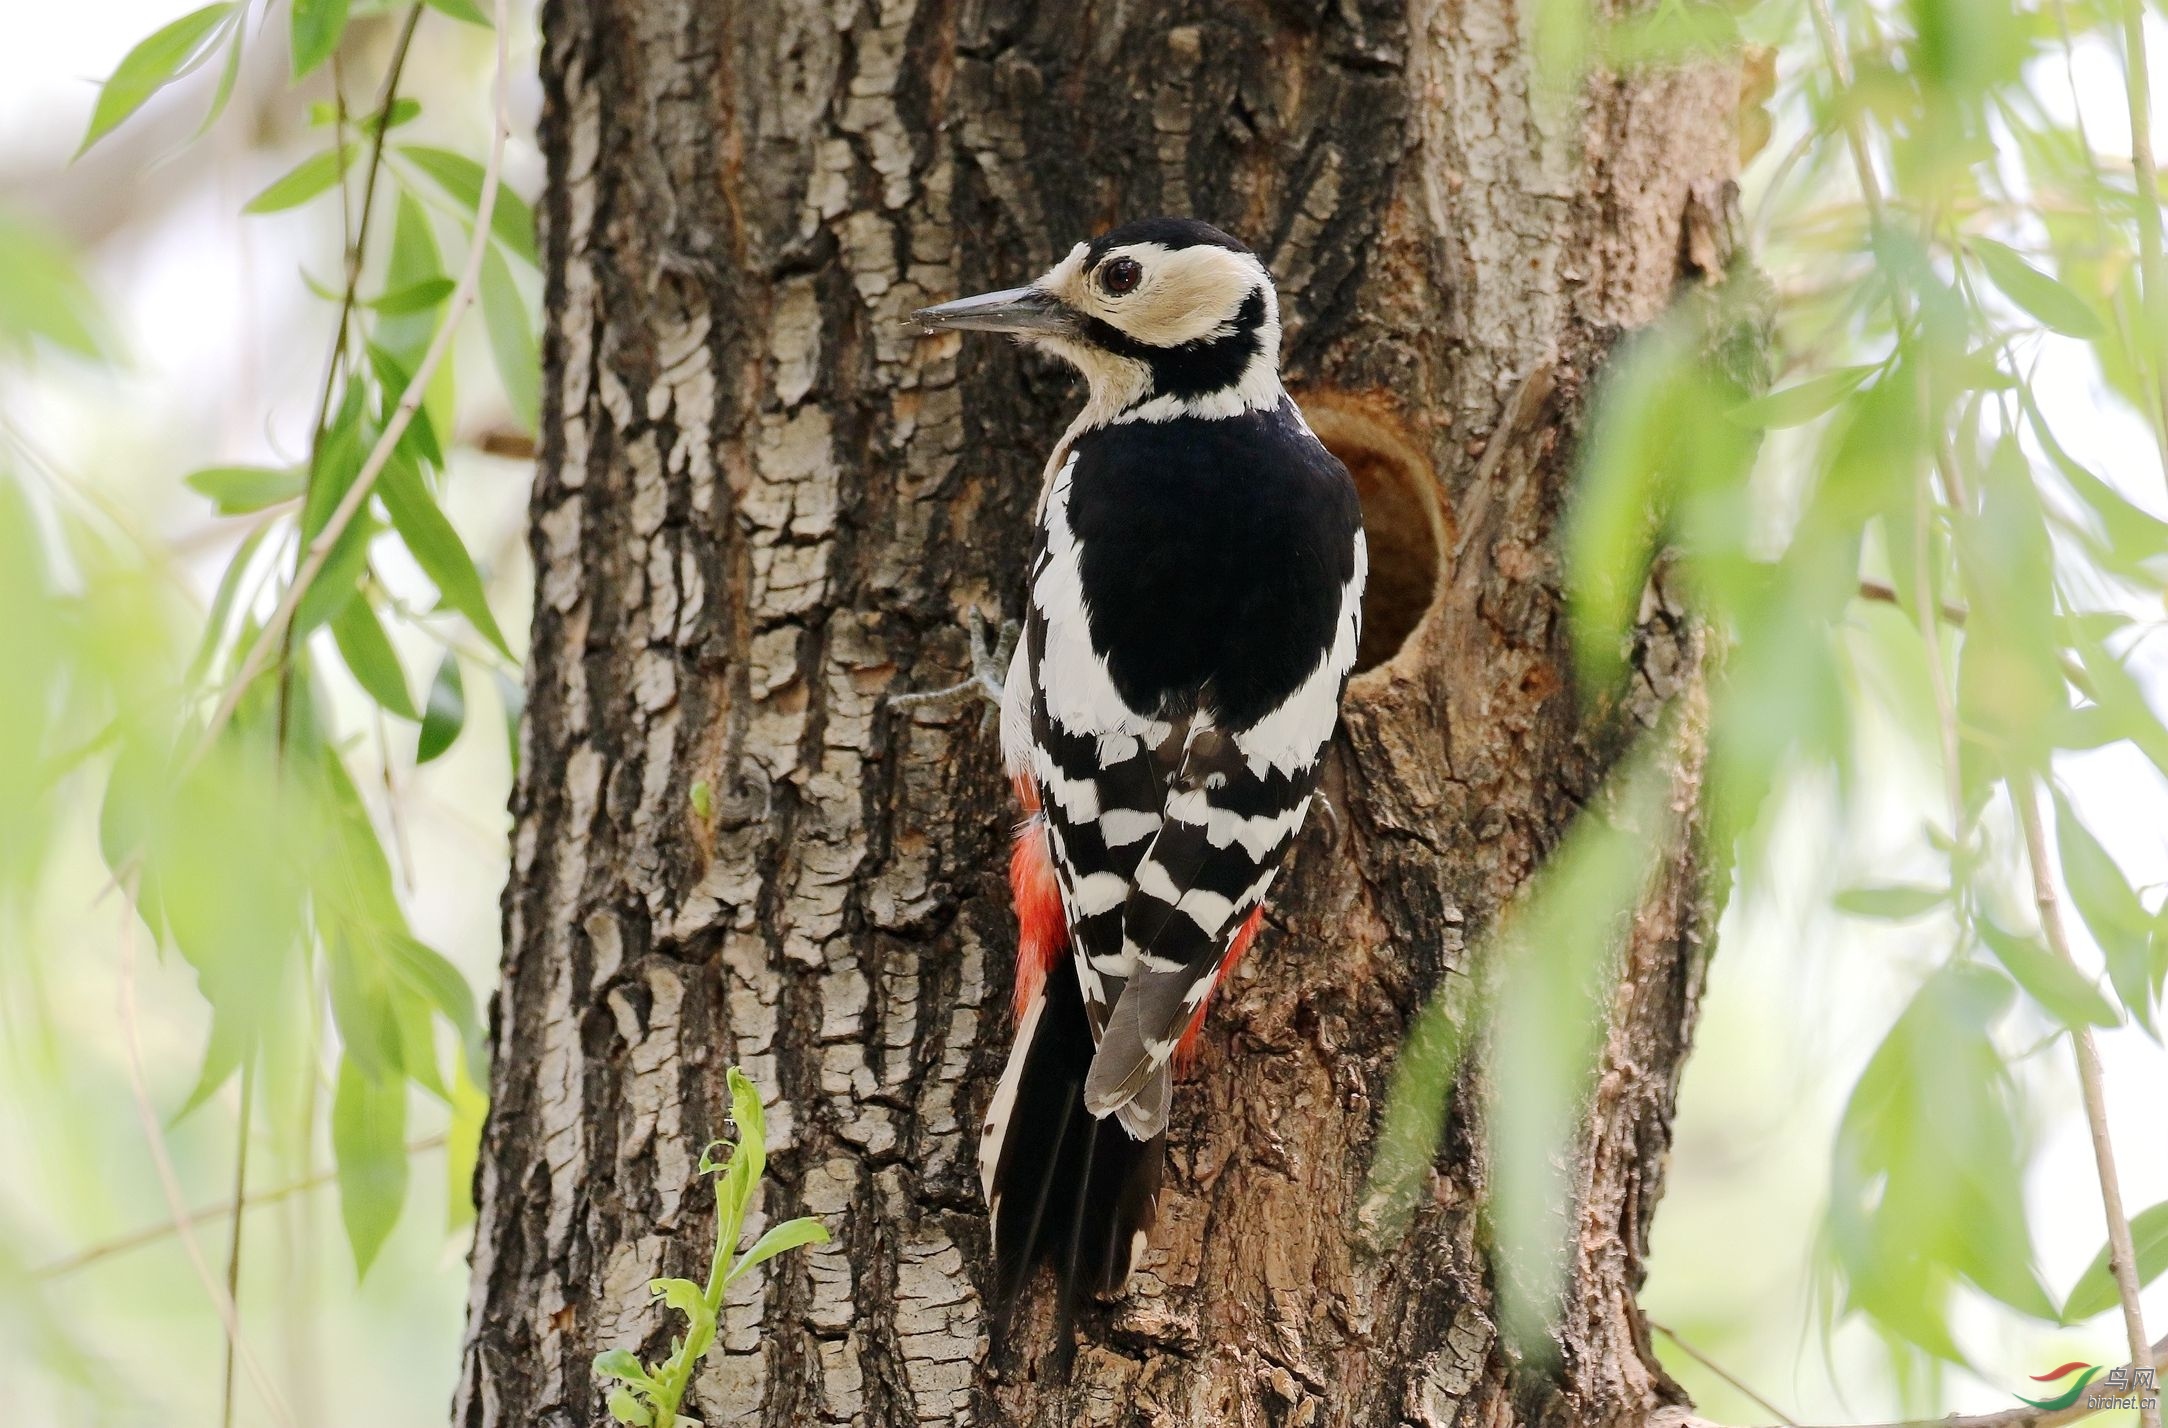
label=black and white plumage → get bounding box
[911,218,1367,1322]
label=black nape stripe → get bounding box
[1082,288,1268,403]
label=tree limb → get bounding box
[2016,775,2161,1428]
[1658,1332,2168,1428]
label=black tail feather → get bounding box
[983,964,1164,1348]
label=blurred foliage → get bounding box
[2,0,532,1421]
[7,0,2168,1423]
[1377,0,2168,1389]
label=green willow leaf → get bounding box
[184,464,303,513]
[1834,884,1947,920]
[381,932,480,1070]
[1829,965,2055,1355]
[78,3,235,154]
[399,145,538,265]
[243,146,351,214]
[332,1056,409,1278]
[0,214,109,357]
[494,668,525,773]
[330,598,417,719]
[376,193,444,374]
[2052,789,2158,1030]
[184,520,272,686]
[426,0,493,24]
[1978,918,2120,1030]
[446,1058,487,1230]
[1972,238,2106,339]
[417,653,466,763]
[291,0,352,78]
[368,276,455,314]
[376,453,513,657]
[293,390,373,637]
[480,244,539,431]
[2070,630,2168,783]
[194,11,245,139]
[309,96,420,133]
[366,342,444,469]
[1727,364,1877,429]
[2062,1201,2168,1322]
[292,515,376,638]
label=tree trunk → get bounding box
[455,2,1744,1425]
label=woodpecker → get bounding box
[911,218,1367,1321]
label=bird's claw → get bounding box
[890,609,1019,729]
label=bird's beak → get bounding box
[908,286,1076,336]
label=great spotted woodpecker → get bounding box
[911,218,1367,1320]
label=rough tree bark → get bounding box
[456,2,1745,1425]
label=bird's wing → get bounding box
[1080,720,1315,1132]
[1026,699,1172,1036]
[1020,450,1179,1037]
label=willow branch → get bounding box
[1647,1320,1799,1427]
[115,874,294,1428]
[33,1135,448,1280]
[219,1063,256,1428]
[1664,1332,2168,1428]
[305,2,425,447]
[2118,0,2168,481]
[185,0,512,776]
[2015,775,2161,1428]
[1804,0,1971,512]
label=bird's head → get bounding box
[911,218,1283,421]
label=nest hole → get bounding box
[1299,396,1446,676]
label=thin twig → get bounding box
[1911,470,1969,843]
[32,1134,449,1281]
[305,3,426,449]
[2015,775,2160,1428]
[220,1062,256,1428]
[1802,0,1886,231]
[2118,0,2168,484]
[184,0,513,778]
[2053,1,2167,483]
[281,4,427,751]
[1646,1320,1799,1427]
[114,874,295,1427]
[1803,0,1971,513]
[1664,1332,2168,1428]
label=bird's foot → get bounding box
[889,610,1018,725]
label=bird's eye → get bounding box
[1100,257,1143,296]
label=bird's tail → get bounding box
[978,958,1164,1338]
